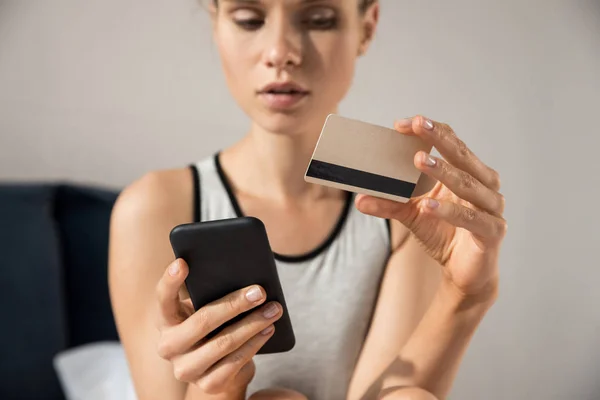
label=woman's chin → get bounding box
[253,109,327,137]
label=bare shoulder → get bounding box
[111,167,194,230]
[108,166,195,319]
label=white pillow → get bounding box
[53,341,137,400]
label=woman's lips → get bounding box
[258,91,309,110]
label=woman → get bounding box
[108,1,507,399]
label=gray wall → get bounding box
[1,0,599,399]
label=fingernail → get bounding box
[422,153,437,167]
[425,198,440,209]
[246,286,263,303]
[396,117,413,128]
[422,118,434,130]
[168,262,179,276]
[261,325,274,335]
[263,303,280,319]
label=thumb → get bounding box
[156,258,189,328]
[355,194,417,224]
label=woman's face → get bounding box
[211,0,378,135]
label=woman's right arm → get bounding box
[108,171,282,400]
[109,171,190,400]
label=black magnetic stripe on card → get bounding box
[306,159,416,199]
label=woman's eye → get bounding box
[232,9,264,31]
[303,8,338,30]
[235,18,264,30]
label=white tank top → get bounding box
[191,153,391,400]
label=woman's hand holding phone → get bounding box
[154,258,283,395]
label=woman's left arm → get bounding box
[352,115,507,400]
[346,221,442,400]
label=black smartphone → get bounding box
[169,216,295,354]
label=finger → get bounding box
[171,302,282,382]
[421,198,508,242]
[355,193,414,223]
[158,285,268,360]
[415,152,505,216]
[181,298,195,316]
[411,116,501,191]
[196,326,276,394]
[156,259,189,328]
[394,118,417,135]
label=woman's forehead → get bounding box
[215,0,356,6]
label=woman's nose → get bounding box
[262,21,302,70]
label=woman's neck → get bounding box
[221,119,340,203]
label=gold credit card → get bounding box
[305,114,432,203]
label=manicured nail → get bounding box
[422,118,434,130]
[263,303,280,319]
[426,198,440,209]
[422,153,437,167]
[168,262,180,276]
[246,286,264,302]
[261,325,274,335]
